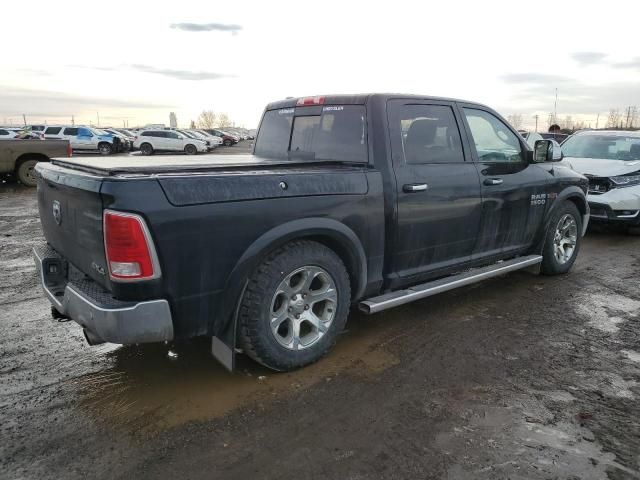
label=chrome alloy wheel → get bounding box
[269,266,338,351]
[553,213,578,264]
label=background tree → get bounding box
[606,109,621,129]
[197,110,217,129]
[217,113,233,128]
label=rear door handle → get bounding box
[483,178,503,186]
[403,183,428,193]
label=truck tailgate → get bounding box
[36,162,108,289]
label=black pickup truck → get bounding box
[33,94,589,371]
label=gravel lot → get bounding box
[1,145,639,479]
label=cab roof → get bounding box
[265,93,484,110]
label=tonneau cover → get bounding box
[50,154,288,175]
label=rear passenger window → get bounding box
[45,127,61,135]
[396,105,464,164]
[63,127,79,136]
[0,129,8,135]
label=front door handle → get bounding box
[403,183,428,193]
[483,178,503,186]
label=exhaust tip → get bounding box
[83,328,105,346]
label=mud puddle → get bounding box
[76,311,400,431]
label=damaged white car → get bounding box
[561,130,640,230]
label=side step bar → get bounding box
[359,255,542,314]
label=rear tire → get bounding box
[541,201,582,275]
[140,143,154,156]
[16,159,39,187]
[238,240,351,371]
[185,144,197,155]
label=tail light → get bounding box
[103,210,160,281]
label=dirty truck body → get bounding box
[33,94,589,371]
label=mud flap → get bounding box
[211,336,235,371]
[210,282,247,372]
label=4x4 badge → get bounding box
[52,200,62,225]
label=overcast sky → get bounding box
[2,0,639,130]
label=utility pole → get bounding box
[595,113,599,129]
[71,115,75,126]
[533,114,539,132]
[22,114,27,126]
[554,88,558,124]
[96,112,100,126]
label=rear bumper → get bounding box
[33,244,174,345]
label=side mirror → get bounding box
[533,139,553,163]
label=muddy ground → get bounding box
[1,148,639,479]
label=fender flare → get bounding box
[211,217,368,370]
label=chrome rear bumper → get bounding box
[33,244,174,345]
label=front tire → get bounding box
[223,139,232,147]
[185,144,197,155]
[238,240,351,371]
[17,159,38,187]
[541,201,582,275]
[98,142,113,155]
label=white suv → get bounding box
[561,130,640,230]
[134,130,208,155]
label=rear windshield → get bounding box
[254,105,367,162]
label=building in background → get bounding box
[169,112,177,128]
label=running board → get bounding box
[359,255,542,314]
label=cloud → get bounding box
[500,73,573,85]
[68,64,234,81]
[128,64,234,81]
[570,51,607,66]
[170,22,242,34]
[501,80,640,114]
[0,86,173,117]
[611,57,640,70]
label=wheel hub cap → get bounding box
[553,214,578,265]
[269,266,338,351]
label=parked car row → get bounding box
[0,124,255,156]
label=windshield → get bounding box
[562,134,640,161]
[254,105,367,162]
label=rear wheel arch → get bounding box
[233,219,367,301]
[15,153,49,170]
[212,219,368,366]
